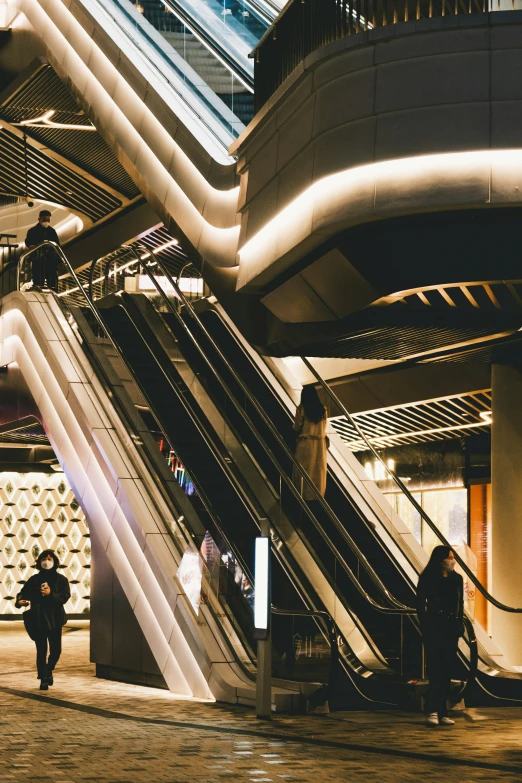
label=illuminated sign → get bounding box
[254,537,270,640]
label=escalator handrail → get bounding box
[122,244,414,615]
[77,249,413,676]
[116,254,489,695]
[89,0,240,148]
[302,357,522,614]
[457,615,479,703]
[161,0,256,89]
[271,605,339,697]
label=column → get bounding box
[491,363,522,666]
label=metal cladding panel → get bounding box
[0,65,140,199]
[298,324,506,361]
[0,128,122,222]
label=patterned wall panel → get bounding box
[0,472,90,615]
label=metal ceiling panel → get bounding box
[331,391,492,452]
[0,127,122,222]
[0,65,140,199]
[0,419,50,446]
[299,323,505,360]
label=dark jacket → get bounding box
[16,570,70,634]
[416,570,464,638]
[25,224,60,249]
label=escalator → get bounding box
[3,244,356,709]
[129,0,272,126]
[124,0,278,129]
[184,295,522,707]
[93,291,418,708]
[54,246,437,708]
[79,245,522,708]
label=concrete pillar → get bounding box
[491,363,522,666]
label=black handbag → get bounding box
[22,609,39,642]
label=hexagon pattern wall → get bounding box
[0,472,90,615]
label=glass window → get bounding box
[387,487,468,554]
[395,493,422,545]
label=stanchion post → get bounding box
[255,518,271,719]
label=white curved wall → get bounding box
[232,16,522,289]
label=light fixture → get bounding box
[364,458,395,481]
[479,411,493,424]
[0,0,19,30]
[17,110,97,132]
[254,537,270,639]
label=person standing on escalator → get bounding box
[293,385,328,501]
[25,210,60,291]
[417,545,465,727]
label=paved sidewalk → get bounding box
[1,621,522,782]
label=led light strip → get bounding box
[17,110,97,131]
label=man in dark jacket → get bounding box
[25,210,60,291]
[15,549,70,690]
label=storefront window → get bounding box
[388,487,468,553]
[396,493,422,543]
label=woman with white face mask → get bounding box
[416,545,464,727]
[15,550,71,690]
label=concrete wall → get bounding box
[233,13,522,291]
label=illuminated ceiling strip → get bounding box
[240,149,522,291]
[483,284,502,309]
[378,280,522,307]
[17,110,97,131]
[239,150,522,265]
[506,282,522,307]
[437,287,457,308]
[338,419,491,451]
[459,285,480,309]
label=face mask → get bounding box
[41,222,51,228]
[442,558,455,571]
[41,560,53,570]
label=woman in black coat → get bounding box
[15,549,71,690]
[416,545,464,727]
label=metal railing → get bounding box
[252,0,519,110]
[0,233,19,299]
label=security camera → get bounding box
[26,198,34,208]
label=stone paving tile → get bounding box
[1,621,522,781]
